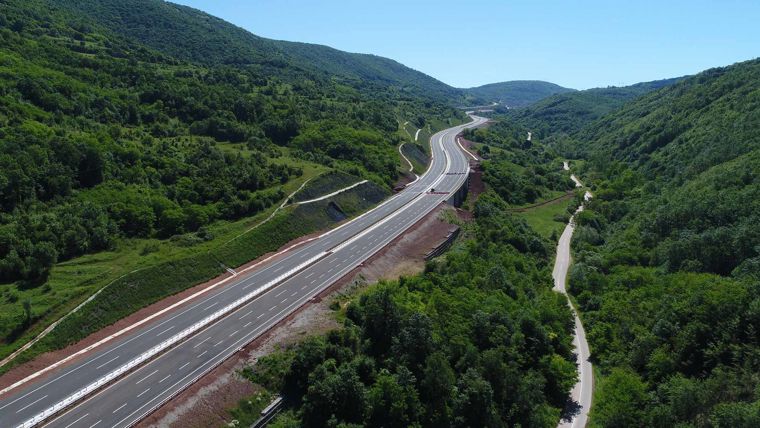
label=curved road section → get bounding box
[0,116,488,428]
[553,161,593,428]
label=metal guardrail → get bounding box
[18,253,327,428]
[16,118,484,428]
[250,396,283,428]
[424,226,461,261]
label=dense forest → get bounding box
[450,58,760,426]
[564,59,760,426]
[0,0,464,283]
[246,191,577,428]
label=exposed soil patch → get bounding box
[139,203,461,428]
[393,171,417,191]
[458,136,480,154]
[468,163,485,202]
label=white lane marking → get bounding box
[229,330,239,337]
[63,413,89,428]
[243,322,252,328]
[136,388,151,398]
[242,283,251,290]
[291,291,298,297]
[273,265,284,273]
[89,419,101,427]
[159,374,171,384]
[268,306,275,311]
[280,299,288,305]
[310,279,316,284]
[15,394,48,413]
[179,362,190,370]
[197,351,208,358]
[238,310,252,320]
[113,403,127,413]
[135,369,158,385]
[304,272,314,279]
[319,273,325,279]
[214,340,224,347]
[193,337,210,348]
[16,119,477,427]
[204,302,218,311]
[301,285,308,290]
[274,289,287,298]
[94,355,119,370]
[156,325,175,336]
[256,313,265,319]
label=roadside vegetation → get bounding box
[229,122,587,427]
[0,0,464,365]
[238,191,577,427]
[462,121,575,207]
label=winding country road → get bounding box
[554,161,593,428]
[0,116,488,428]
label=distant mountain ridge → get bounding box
[577,59,759,180]
[464,80,575,108]
[506,77,683,136]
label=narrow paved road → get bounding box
[0,116,487,428]
[553,162,593,428]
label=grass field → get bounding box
[516,196,572,239]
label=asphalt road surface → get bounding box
[553,164,593,428]
[0,116,488,428]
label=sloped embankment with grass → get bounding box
[0,179,388,375]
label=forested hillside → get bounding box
[508,78,680,138]
[53,0,464,103]
[563,58,760,426]
[0,0,466,359]
[464,80,574,108]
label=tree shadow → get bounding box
[559,398,582,423]
[17,274,49,291]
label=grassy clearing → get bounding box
[516,196,572,239]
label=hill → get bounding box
[464,80,574,107]
[564,58,760,425]
[53,0,464,103]
[0,0,467,358]
[507,77,681,136]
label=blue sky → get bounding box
[171,0,759,89]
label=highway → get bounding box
[0,115,488,428]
